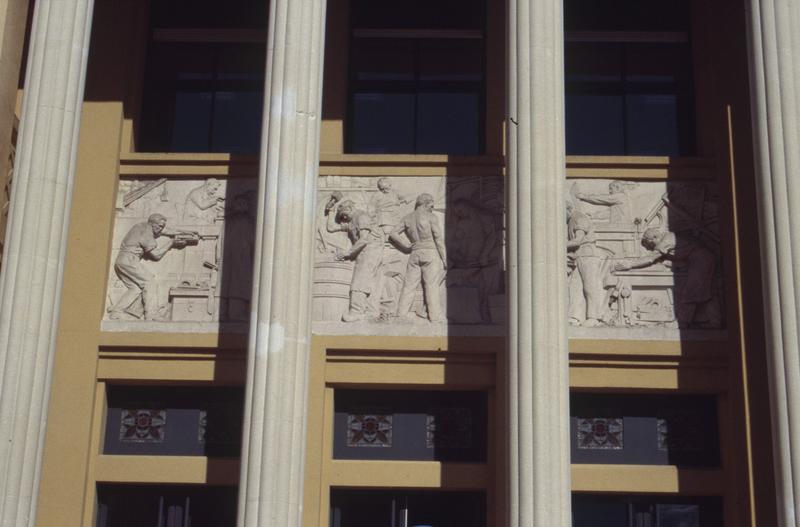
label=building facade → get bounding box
[0,0,798,525]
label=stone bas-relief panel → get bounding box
[567,179,725,339]
[313,175,505,336]
[102,178,257,332]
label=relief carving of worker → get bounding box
[325,194,385,322]
[371,177,411,235]
[574,180,635,225]
[107,213,188,320]
[390,193,447,323]
[613,227,719,327]
[447,198,502,322]
[567,200,608,327]
[183,178,224,224]
[221,192,256,321]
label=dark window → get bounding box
[137,0,266,153]
[570,393,720,467]
[573,494,722,527]
[334,390,487,462]
[104,386,244,457]
[564,0,690,32]
[564,0,695,156]
[151,0,267,29]
[347,1,485,155]
[97,484,238,527]
[139,42,265,153]
[330,489,486,527]
[351,0,484,30]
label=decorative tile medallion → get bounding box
[119,409,166,442]
[657,414,704,452]
[346,414,392,447]
[577,417,623,450]
[426,408,472,449]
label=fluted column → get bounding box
[506,0,571,524]
[0,0,95,525]
[746,0,800,525]
[237,0,326,525]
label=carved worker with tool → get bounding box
[325,193,385,322]
[108,213,189,321]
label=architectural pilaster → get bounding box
[746,0,800,525]
[0,0,95,524]
[237,0,327,524]
[506,0,571,524]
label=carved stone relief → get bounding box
[566,179,725,338]
[102,177,257,332]
[313,175,505,336]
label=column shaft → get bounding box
[506,0,571,525]
[237,0,326,524]
[746,0,800,525]
[0,0,95,525]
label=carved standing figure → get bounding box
[108,213,187,320]
[221,192,255,321]
[567,200,608,327]
[447,198,502,322]
[613,227,718,327]
[326,195,385,322]
[372,177,411,235]
[390,193,447,322]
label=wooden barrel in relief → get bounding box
[312,260,354,321]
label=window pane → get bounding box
[334,390,487,462]
[151,0,267,28]
[565,42,622,83]
[657,504,701,527]
[330,490,486,527]
[104,386,244,457]
[216,44,266,81]
[416,92,480,155]
[570,393,720,467]
[171,92,213,152]
[566,94,625,155]
[564,0,690,31]
[573,495,720,527]
[212,91,263,153]
[351,0,484,30]
[572,498,628,527]
[626,43,689,84]
[625,93,679,155]
[406,491,487,527]
[97,485,238,527]
[419,39,483,81]
[352,40,415,81]
[351,93,416,153]
[139,42,265,153]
